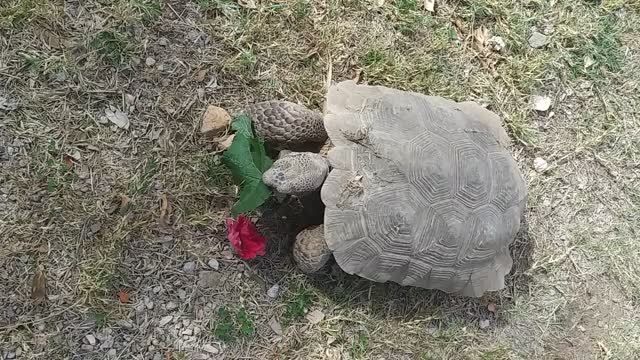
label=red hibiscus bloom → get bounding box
[226,215,267,260]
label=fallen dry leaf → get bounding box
[201,105,231,136]
[104,106,130,129]
[487,302,497,313]
[31,268,46,305]
[117,290,129,303]
[424,0,435,12]
[237,0,256,8]
[194,69,208,82]
[305,309,325,325]
[473,25,490,50]
[159,193,172,227]
[218,133,235,151]
[268,316,283,335]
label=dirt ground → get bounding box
[1,0,639,359]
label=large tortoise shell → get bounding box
[321,81,527,297]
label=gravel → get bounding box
[182,261,197,272]
[207,259,220,270]
[85,334,97,346]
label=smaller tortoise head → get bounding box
[262,152,330,195]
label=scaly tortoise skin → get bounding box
[243,100,327,147]
[248,81,527,297]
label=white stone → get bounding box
[533,95,552,112]
[267,284,280,298]
[159,315,173,327]
[85,334,97,346]
[207,259,220,270]
[533,157,549,173]
[202,344,219,354]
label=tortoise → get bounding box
[243,80,527,297]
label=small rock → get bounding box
[166,302,178,311]
[125,94,136,105]
[85,334,97,346]
[268,317,283,335]
[159,315,173,327]
[153,285,162,294]
[479,319,491,329]
[178,289,187,299]
[198,272,222,288]
[182,328,193,336]
[306,310,325,325]
[193,326,202,336]
[200,105,231,136]
[158,38,168,46]
[207,259,220,270]
[183,319,191,327]
[148,345,156,352]
[6,352,16,359]
[533,157,549,173]
[202,344,219,354]
[107,349,117,357]
[14,348,21,357]
[267,284,280,298]
[487,36,505,52]
[146,57,156,66]
[528,31,549,48]
[100,338,114,350]
[145,299,154,310]
[81,344,94,352]
[183,261,197,273]
[533,95,552,112]
[117,320,134,330]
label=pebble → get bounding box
[166,301,178,311]
[159,315,173,327]
[533,157,549,173]
[146,57,156,66]
[193,326,201,336]
[14,348,22,357]
[533,95,552,112]
[267,284,280,298]
[81,344,94,351]
[479,319,491,329]
[207,259,220,270]
[182,319,191,327]
[158,38,168,46]
[6,352,16,359]
[100,338,114,349]
[145,299,154,310]
[153,285,162,294]
[183,261,197,273]
[528,31,549,48]
[85,334,97,346]
[182,328,193,336]
[117,320,134,330]
[202,344,219,354]
[107,349,117,357]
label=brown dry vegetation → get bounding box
[1,0,639,359]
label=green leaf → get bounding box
[221,121,273,216]
[231,115,254,138]
[250,137,273,173]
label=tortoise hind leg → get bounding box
[293,225,332,274]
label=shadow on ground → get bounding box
[252,194,535,327]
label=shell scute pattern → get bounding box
[323,81,527,296]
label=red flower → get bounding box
[226,215,267,260]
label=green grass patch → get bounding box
[90,30,136,66]
[212,306,256,342]
[283,283,314,324]
[129,158,158,196]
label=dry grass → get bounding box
[1,0,639,359]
